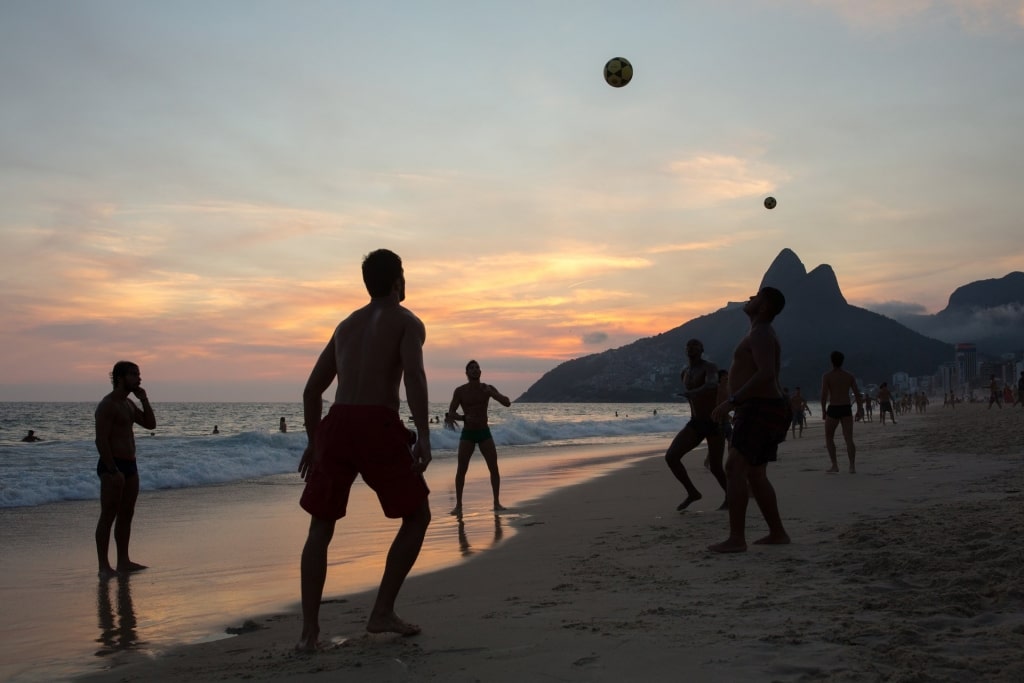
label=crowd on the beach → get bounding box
[82,247,1024,657]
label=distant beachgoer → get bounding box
[279,417,288,432]
[877,383,896,424]
[445,360,512,517]
[94,360,157,579]
[212,425,220,434]
[709,287,791,553]
[20,429,42,442]
[821,351,864,474]
[664,339,727,512]
[1016,371,1024,407]
[296,248,432,651]
[789,387,810,439]
[1003,385,1013,405]
[987,375,1002,409]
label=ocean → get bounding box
[0,400,697,683]
[0,401,689,509]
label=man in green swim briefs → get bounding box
[445,360,511,517]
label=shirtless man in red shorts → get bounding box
[709,286,791,553]
[296,249,433,651]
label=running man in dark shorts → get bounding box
[445,360,512,517]
[296,249,433,651]
[709,287,791,553]
[665,339,727,511]
[94,360,156,579]
[821,351,864,474]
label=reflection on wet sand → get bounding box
[96,576,143,656]
[457,513,505,557]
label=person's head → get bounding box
[718,369,728,381]
[794,386,801,394]
[743,286,786,321]
[831,351,845,368]
[881,382,888,388]
[685,338,704,359]
[465,359,481,379]
[362,249,405,299]
[26,430,34,436]
[110,361,140,389]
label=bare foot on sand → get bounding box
[116,561,148,573]
[295,631,321,653]
[98,567,119,580]
[849,466,856,474]
[753,533,791,545]
[449,505,462,517]
[676,492,702,511]
[826,466,839,473]
[708,539,747,553]
[367,612,421,637]
[493,503,506,512]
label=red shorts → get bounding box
[299,405,430,520]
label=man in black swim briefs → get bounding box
[709,287,791,554]
[445,360,512,517]
[94,360,157,579]
[665,339,727,512]
[820,351,864,474]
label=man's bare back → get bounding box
[330,303,425,409]
[821,369,858,408]
[683,359,719,419]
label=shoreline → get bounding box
[0,439,668,683]
[75,405,1024,682]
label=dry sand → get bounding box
[79,404,1024,682]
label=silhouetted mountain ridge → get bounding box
[517,249,967,402]
[892,272,1024,354]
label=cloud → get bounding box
[665,154,784,204]
[581,331,609,345]
[861,300,930,318]
[808,0,1024,31]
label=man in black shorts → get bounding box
[709,288,791,553]
[444,360,512,517]
[665,339,727,511]
[821,351,864,474]
[94,360,157,579]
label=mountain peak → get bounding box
[758,248,807,294]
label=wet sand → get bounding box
[0,441,659,683]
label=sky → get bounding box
[2,0,1023,402]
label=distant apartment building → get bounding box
[892,371,910,393]
[955,343,978,386]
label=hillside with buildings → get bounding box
[517,249,1020,402]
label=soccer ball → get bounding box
[604,57,633,88]
[764,196,777,210]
